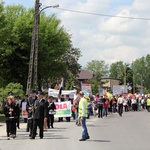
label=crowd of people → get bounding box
[90,93,150,118]
[2,90,75,140]
[2,90,150,141]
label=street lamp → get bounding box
[39,4,59,14]
[26,0,59,94]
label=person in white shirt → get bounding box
[117,95,124,116]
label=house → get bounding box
[101,77,121,92]
[76,70,120,92]
[76,69,93,83]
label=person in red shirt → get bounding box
[103,96,109,117]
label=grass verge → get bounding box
[0,114,5,122]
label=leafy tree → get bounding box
[0,82,24,101]
[85,60,109,76]
[85,60,109,93]
[109,61,124,81]
[0,4,33,88]
[65,74,75,90]
[0,3,81,91]
[132,55,150,93]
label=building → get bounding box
[76,69,93,83]
[101,77,121,92]
[76,70,120,92]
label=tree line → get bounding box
[85,56,150,94]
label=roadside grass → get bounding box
[0,114,5,122]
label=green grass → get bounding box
[0,114,5,122]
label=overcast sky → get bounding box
[4,0,150,68]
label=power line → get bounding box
[55,7,150,21]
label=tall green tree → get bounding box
[109,61,124,80]
[132,55,150,93]
[85,60,109,76]
[85,60,109,94]
[0,3,81,91]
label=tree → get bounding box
[85,60,109,76]
[0,4,33,88]
[132,55,150,93]
[0,82,24,101]
[109,61,124,81]
[0,4,81,91]
[85,60,109,94]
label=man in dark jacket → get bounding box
[30,92,47,139]
[26,90,37,135]
[47,96,56,128]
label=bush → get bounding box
[0,82,24,102]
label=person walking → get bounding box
[15,96,21,129]
[146,95,150,112]
[47,96,56,128]
[30,92,48,139]
[131,95,137,111]
[112,95,117,113]
[117,95,124,116]
[26,90,37,136]
[97,96,103,118]
[65,95,71,122]
[4,96,17,140]
[78,92,90,141]
[103,97,109,117]
[73,93,81,125]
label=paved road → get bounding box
[0,110,150,150]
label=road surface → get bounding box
[0,110,150,150]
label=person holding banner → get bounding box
[58,94,64,122]
[78,92,90,141]
[65,95,71,122]
[47,96,56,128]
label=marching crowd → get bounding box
[3,90,57,140]
[2,90,150,141]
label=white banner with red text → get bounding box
[54,101,72,117]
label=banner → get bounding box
[81,83,92,94]
[48,88,76,98]
[55,101,72,117]
[22,101,72,118]
[113,85,128,95]
[22,102,28,118]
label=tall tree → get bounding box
[109,61,124,80]
[85,60,109,94]
[85,60,109,77]
[132,55,150,93]
[0,4,81,90]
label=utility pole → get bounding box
[124,63,127,93]
[26,0,40,94]
[26,1,59,94]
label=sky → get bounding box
[4,0,150,68]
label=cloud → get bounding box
[44,0,150,67]
[5,0,150,68]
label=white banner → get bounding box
[113,85,128,95]
[48,88,76,98]
[22,100,72,118]
[81,83,92,93]
[54,101,72,117]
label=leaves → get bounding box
[0,3,81,91]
